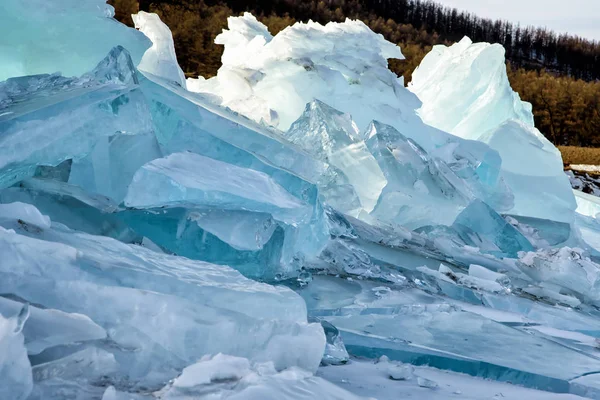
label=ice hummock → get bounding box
[409,37,576,223]
[2,4,600,399]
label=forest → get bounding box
[110,0,600,150]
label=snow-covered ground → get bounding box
[319,359,588,400]
[571,165,600,174]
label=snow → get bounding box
[318,358,588,400]
[571,165,600,173]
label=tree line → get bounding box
[110,0,600,147]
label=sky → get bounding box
[435,0,600,41]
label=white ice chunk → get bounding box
[410,37,533,140]
[0,310,33,400]
[173,353,252,388]
[468,264,508,284]
[125,152,310,224]
[0,297,106,355]
[388,364,415,381]
[0,202,50,229]
[517,247,600,306]
[410,37,576,223]
[574,190,600,219]
[132,12,187,88]
[187,13,410,134]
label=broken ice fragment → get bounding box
[517,247,600,306]
[132,12,187,88]
[469,264,510,287]
[284,100,386,212]
[175,354,252,389]
[417,376,438,389]
[452,200,534,258]
[188,209,277,252]
[0,202,51,230]
[320,320,350,366]
[82,45,140,85]
[388,364,415,381]
[0,297,106,356]
[125,152,310,224]
[0,312,33,400]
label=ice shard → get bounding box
[365,121,511,228]
[284,101,386,213]
[451,199,534,258]
[0,297,106,356]
[0,0,150,82]
[132,12,187,88]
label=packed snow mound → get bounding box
[132,11,187,88]
[188,13,411,132]
[409,37,576,222]
[0,0,150,81]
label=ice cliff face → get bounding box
[2,2,600,399]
